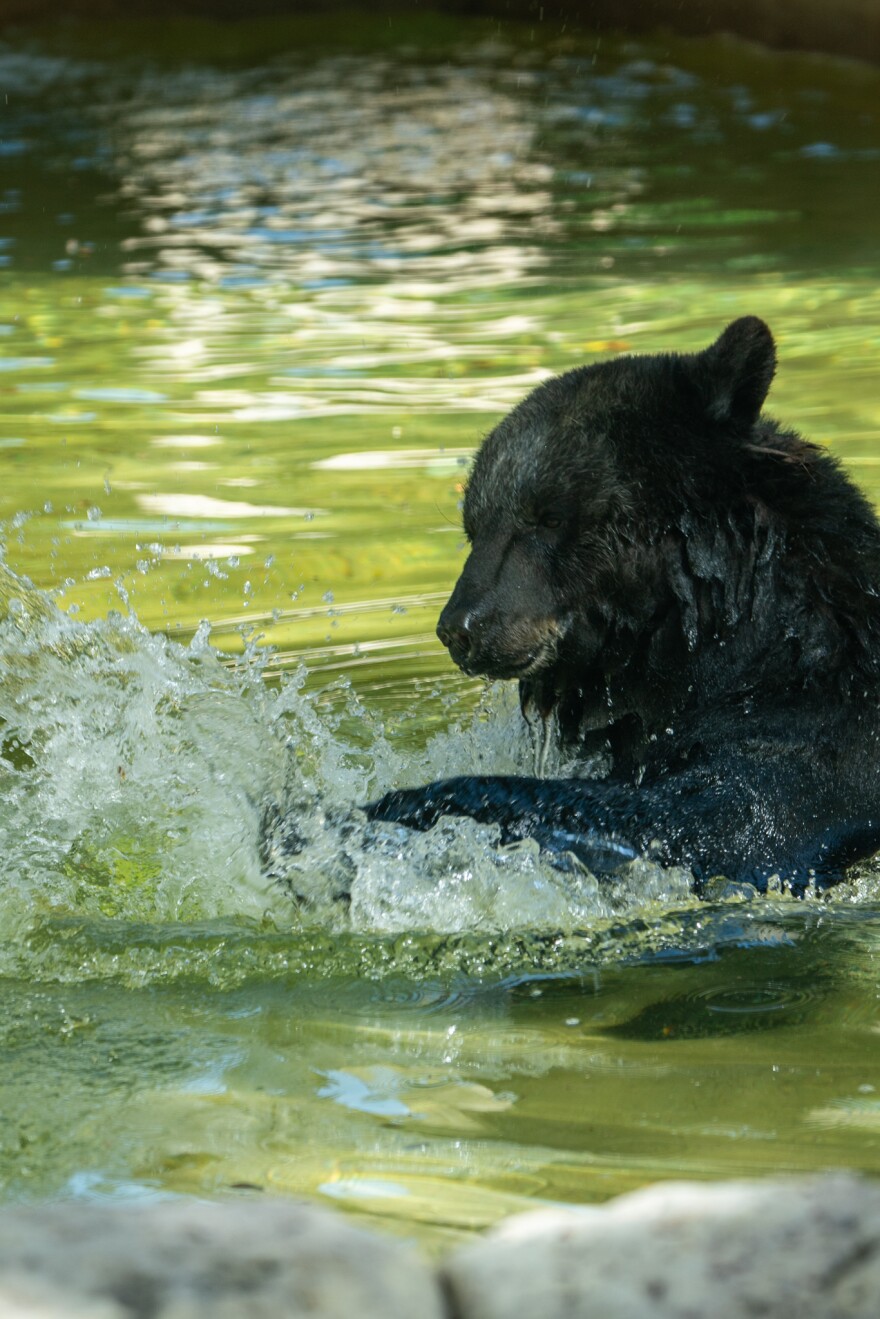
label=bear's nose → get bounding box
[437,617,471,655]
[437,600,480,660]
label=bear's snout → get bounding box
[437,536,568,679]
[437,599,564,681]
[437,606,478,672]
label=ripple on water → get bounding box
[605,978,828,1041]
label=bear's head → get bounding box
[435,314,880,764]
[438,317,778,690]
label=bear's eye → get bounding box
[538,512,563,531]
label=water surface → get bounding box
[1,21,880,1246]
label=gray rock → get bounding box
[443,1174,880,1319]
[0,1198,445,1319]
[5,1176,880,1318]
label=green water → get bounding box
[1,17,880,1247]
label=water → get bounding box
[1,18,880,1247]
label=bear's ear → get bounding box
[694,316,776,428]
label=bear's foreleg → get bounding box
[365,766,880,895]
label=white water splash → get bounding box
[0,559,703,955]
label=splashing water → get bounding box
[0,561,289,926]
[0,554,716,978]
[6,526,880,1002]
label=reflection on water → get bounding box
[0,22,880,1242]
[3,924,880,1247]
[112,58,554,291]
[135,493,322,518]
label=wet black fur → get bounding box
[367,318,880,893]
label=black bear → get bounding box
[367,317,880,893]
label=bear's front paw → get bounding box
[365,775,493,832]
[365,785,446,831]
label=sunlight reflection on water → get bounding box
[111,56,555,292]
